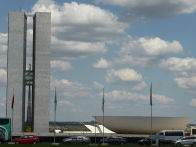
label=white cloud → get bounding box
[160,57,196,91]
[26,29,33,55]
[153,94,174,104]
[52,36,107,60]
[105,90,146,101]
[106,68,147,90]
[95,0,196,21]
[113,55,157,68]
[175,77,196,90]
[132,81,147,91]
[58,99,74,107]
[0,33,7,54]
[106,68,142,83]
[0,69,6,85]
[190,99,196,107]
[106,37,183,68]
[93,58,111,69]
[160,57,196,76]
[32,1,128,41]
[93,81,104,90]
[31,0,129,60]
[104,90,174,104]
[51,77,92,99]
[140,37,182,56]
[97,37,183,68]
[119,37,183,57]
[51,60,72,72]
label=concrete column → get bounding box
[7,11,27,133]
[32,12,51,133]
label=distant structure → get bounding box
[6,11,51,134]
[95,116,194,134]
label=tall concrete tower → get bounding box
[7,11,51,134]
[7,11,27,133]
[32,12,51,133]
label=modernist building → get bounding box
[95,116,194,134]
[7,11,51,133]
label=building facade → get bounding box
[7,11,27,133]
[95,116,194,134]
[7,11,51,133]
[32,12,51,133]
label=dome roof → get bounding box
[94,116,194,134]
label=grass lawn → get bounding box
[0,145,175,147]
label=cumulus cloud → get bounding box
[153,93,174,104]
[0,33,7,54]
[93,58,111,69]
[51,60,72,72]
[160,57,196,76]
[160,57,196,91]
[95,0,196,21]
[93,81,104,90]
[113,55,156,68]
[106,68,142,83]
[31,0,128,60]
[104,90,174,104]
[99,37,183,68]
[106,68,147,90]
[26,29,33,55]
[132,81,147,91]
[175,77,196,90]
[116,37,183,67]
[51,36,107,60]
[119,37,183,57]
[190,99,196,107]
[32,1,128,41]
[51,77,92,99]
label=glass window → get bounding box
[165,131,183,136]
[0,119,9,125]
[159,133,164,135]
[192,129,196,135]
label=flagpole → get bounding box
[11,107,13,142]
[11,88,14,142]
[102,88,104,144]
[151,102,152,145]
[94,116,96,144]
[6,87,7,117]
[150,82,152,146]
[54,87,57,143]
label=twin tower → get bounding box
[6,11,51,133]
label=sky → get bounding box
[1,0,196,123]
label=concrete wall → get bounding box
[32,12,51,133]
[7,11,26,133]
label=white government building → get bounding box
[93,116,194,134]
